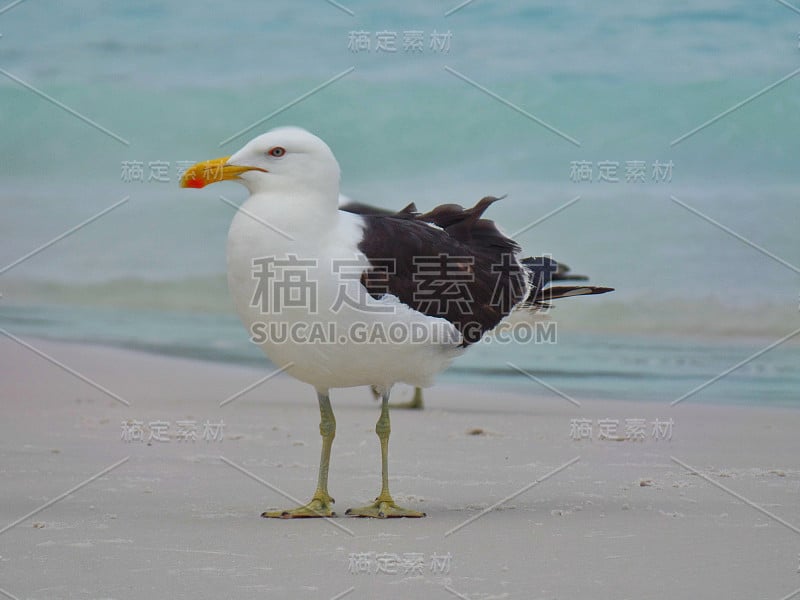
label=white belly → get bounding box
[226,202,463,391]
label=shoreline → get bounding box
[3,329,799,410]
[4,293,800,342]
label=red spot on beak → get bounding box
[184,177,205,189]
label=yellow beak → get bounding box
[179,156,266,189]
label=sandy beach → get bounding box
[1,336,798,599]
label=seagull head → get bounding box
[180,127,341,197]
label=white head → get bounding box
[180,126,341,199]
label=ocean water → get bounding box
[1,1,798,406]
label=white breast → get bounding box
[226,194,463,391]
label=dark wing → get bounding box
[340,200,418,217]
[356,196,528,346]
[345,196,615,341]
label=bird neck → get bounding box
[239,190,339,241]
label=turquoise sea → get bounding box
[1,1,798,406]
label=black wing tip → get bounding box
[545,285,615,300]
[552,272,589,281]
[340,200,419,219]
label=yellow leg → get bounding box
[262,391,336,518]
[371,385,425,410]
[346,391,426,518]
[394,386,424,410]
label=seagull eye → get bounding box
[268,147,286,157]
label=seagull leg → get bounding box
[390,386,424,410]
[346,391,426,518]
[371,385,425,410]
[262,390,336,518]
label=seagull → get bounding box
[180,126,612,518]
